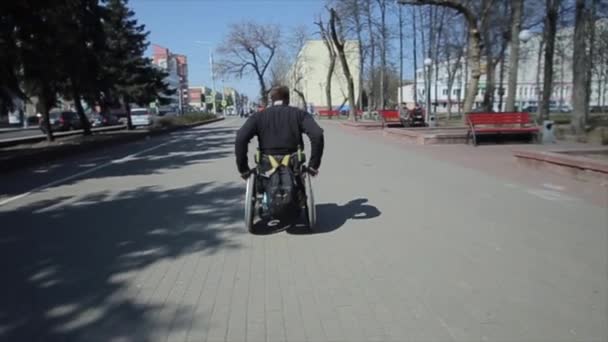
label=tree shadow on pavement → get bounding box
[0,125,238,198]
[288,198,381,235]
[0,181,245,342]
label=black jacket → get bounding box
[235,105,324,174]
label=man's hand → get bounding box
[308,167,319,177]
[240,169,252,180]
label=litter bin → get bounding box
[428,114,437,128]
[542,120,555,144]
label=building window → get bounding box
[442,89,448,96]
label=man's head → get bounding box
[269,85,290,106]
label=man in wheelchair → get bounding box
[235,85,324,224]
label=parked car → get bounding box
[39,111,82,133]
[90,113,120,127]
[130,108,152,127]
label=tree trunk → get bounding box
[326,56,335,113]
[483,59,496,112]
[540,0,560,123]
[505,0,523,112]
[399,5,404,109]
[72,86,92,135]
[123,96,134,130]
[584,0,598,122]
[354,0,365,112]
[463,27,482,117]
[535,39,545,115]
[433,8,445,115]
[330,8,357,121]
[498,56,505,111]
[570,0,590,135]
[294,89,307,110]
[412,8,418,104]
[365,0,376,110]
[379,0,387,109]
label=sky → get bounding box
[130,0,328,100]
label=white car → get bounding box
[130,108,152,127]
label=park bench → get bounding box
[318,109,339,118]
[466,112,540,146]
[378,109,403,127]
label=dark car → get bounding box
[39,111,83,133]
[90,113,120,127]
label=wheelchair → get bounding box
[244,148,316,233]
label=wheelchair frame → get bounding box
[244,149,316,232]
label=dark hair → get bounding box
[269,85,290,105]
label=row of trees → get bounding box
[400,0,608,134]
[214,0,608,130]
[0,0,173,141]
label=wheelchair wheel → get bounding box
[304,172,316,230]
[244,173,256,232]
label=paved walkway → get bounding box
[0,118,606,341]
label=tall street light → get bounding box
[424,57,434,127]
[195,40,218,114]
[517,29,532,111]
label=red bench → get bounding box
[466,112,539,146]
[318,110,339,118]
[378,110,403,127]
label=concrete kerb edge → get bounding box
[0,117,225,174]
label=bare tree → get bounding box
[505,0,524,112]
[376,0,388,109]
[412,8,419,104]
[315,18,337,112]
[363,0,377,110]
[215,21,280,106]
[538,0,561,122]
[592,22,608,109]
[443,16,466,119]
[330,7,358,120]
[570,0,597,134]
[398,0,487,116]
[289,26,310,110]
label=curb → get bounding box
[0,125,127,148]
[0,117,224,174]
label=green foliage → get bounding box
[0,0,173,129]
[150,113,217,130]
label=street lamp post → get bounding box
[517,29,532,111]
[195,41,217,114]
[424,57,435,127]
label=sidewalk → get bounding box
[336,122,607,207]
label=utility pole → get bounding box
[399,5,404,114]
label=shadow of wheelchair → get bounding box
[287,198,381,235]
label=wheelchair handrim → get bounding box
[244,173,256,230]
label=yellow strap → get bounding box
[266,155,291,176]
[268,155,279,169]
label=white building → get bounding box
[399,19,608,113]
[288,40,361,112]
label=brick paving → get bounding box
[0,118,606,342]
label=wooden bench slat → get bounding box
[466,112,539,145]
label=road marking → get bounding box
[0,139,178,207]
[0,118,236,207]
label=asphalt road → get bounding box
[0,117,606,342]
